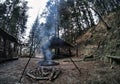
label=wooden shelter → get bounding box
[49,36,74,59]
[0,28,19,63]
[49,36,74,48]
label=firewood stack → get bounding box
[26,66,61,81]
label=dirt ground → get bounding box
[0,57,120,84]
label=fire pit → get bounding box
[26,60,61,81]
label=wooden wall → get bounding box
[0,36,18,63]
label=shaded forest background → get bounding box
[28,0,120,58]
[0,0,28,40]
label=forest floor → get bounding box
[0,56,120,84]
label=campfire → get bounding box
[26,37,61,81]
[26,36,73,81]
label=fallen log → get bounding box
[63,59,82,62]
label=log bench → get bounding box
[107,55,120,64]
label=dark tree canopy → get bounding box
[0,0,28,40]
[59,0,120,43]
[28,0,120,54]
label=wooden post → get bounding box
[76,46,78,57]
[75,43,78,57]
[3,38,7,58]
[69,48,71,56]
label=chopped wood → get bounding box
[49,70,55,80]
[26,67,61,81]
[52,70,61,81]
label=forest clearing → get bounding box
[0,0,120,84]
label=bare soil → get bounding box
[0,57,120,84]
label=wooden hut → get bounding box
[0,28,19,62]
[49,36,74,59]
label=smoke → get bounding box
[38,0,60,62]
[41,39,52,61]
